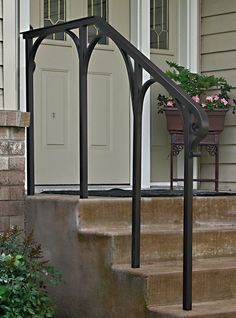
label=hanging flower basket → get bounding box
[165,108,228,135]
[157,61,235,136]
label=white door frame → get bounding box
[19,0,30,112]
[3,0,20,110]
[177,0,200,189]
[130,0,151,189]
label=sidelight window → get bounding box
[44,0,66,40]
[88,0,109,45]
[150,0,169,50]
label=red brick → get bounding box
[0,187,10,200]
[0,127,9,139]
[0,201,25,216]
[0,157,9,170]
[8,171,25,185]
[0,111,30,128]
[18,112,30,128]
[9,186,25,200]
[6,112,17,127]
[0,171,24,186]
[9,127,25,141]
[0,172,9,185]
[8,141,25,155]
[0,141,8,155]
[9,157,25,171]
[0,112,7,126]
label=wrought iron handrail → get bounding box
[22,16,209,311]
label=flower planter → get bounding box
[165,108,228,134]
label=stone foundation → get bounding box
[0,111,30,232]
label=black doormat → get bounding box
[41,188,236,197]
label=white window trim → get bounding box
[150,0,176,56]
[18,0,30,112]
[130,0,151,188]
[3,0,18,110]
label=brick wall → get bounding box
[0,111,30,232]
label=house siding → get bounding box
[200,0,236,191]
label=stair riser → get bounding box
[148,268,236,306]
[112,230,236,264]
[79,197,236,229]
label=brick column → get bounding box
[0,111,30,232]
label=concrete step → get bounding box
[78,196,236,229]
[26,195,236,317]
[26,195,236,229]
[79,225,236,264]
[148,298,236,317]
[113,257,236,306]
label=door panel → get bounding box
[34,44,79,184]
[31,0,130,185]
[42,70,68,146]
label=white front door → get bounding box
[30,0,130,185]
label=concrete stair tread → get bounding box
[79,223,236,236]
[148,298,236,317]
[113,256,236,276]
[77,196,236,230]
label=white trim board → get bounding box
[177,0,200,189]
[3,0,18,109]
[130,0,151,188]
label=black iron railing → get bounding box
[22,16,209,310]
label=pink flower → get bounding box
[167,100,174,107]
[206,96,213,102]
[192,95,200,103]
[220,98,228,106]
[212,95,219,101]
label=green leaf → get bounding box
[0,285,7,296]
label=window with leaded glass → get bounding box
[44,0,66,40]
[150,0,169,50]
[88,0,109,45]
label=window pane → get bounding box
[150,0,169,49]
[60,0,65,20]
[88,0,109,45]
[44,0,66,41]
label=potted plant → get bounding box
[157,61,235,134]
[0,227,61,318]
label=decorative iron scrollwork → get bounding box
[206,145,217,156]
[172,144,184,156]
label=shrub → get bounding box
[0,227,61,318]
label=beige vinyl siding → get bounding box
[200,0,236,190]
[201,0,236,16]
[0,0,3,109]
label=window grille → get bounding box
[44,0,66,40]
[88,0,109,45]
[150,0,169,49]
